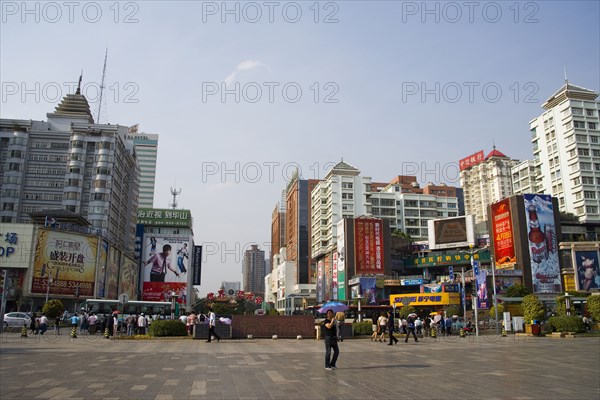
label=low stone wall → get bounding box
[193,323,232,340]
[231,315,315,339]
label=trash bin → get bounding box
[531,323,541,336]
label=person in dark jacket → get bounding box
[387,311,399,345]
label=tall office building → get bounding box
[459,147,519,224]
[242,244,266,294]
[529,82,600,222]
[0,83,140,248]
[125,124,159,208]
[270,192,286,262]
[511,160,538,195]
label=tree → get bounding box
[559,211,579,222]
[522,294,545,323]
[211,302,230,316]
[398,305,416,319]
[586,295,600,322]
[445,305,461,317]
[42,299,64,319]
[489,303,504,318]
[506,284,530,298]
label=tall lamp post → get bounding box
[461,244,490,337]
[491,255,500,335]
[356,294,363,322]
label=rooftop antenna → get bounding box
[96,48,108,123]
[76,71,83,94]
[563,66,568,84]
[170,187,182,209]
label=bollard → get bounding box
[21,325,28,338]
[272,335,278,340]
[431,328,437,339]
[502,328,507,337]
[104,328,110,339]
[71,326,77,339]
[460,328,465,338]
[247,334,253,339]
[296,335,302,340]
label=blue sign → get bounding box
[448,266,454,281]
[402,278,424,286]
[473,261,480,276]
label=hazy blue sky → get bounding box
[2,1,599,295]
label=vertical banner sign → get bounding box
[332,252,338,300]
[354,218,384,275]
[118,256,137,299]
[31,229,98,297]
[574,250,600,291]
[193,245,202,286]
[491,198,516,269]
[96,240,108,298]
[336,219,346,301]
[524,194,561,293]
[476,269,488,309]
[317,260,324,303]
[106,246,120,300]
[134,224,144,260]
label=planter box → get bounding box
[192,323,231,340]
[550,332,565,338]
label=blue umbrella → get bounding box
[317,301,349,314]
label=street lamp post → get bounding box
[45,275,53,304]
[565,293,571,316]
[461,266,467,323]
[356,294,363,322]
[491,256,500,335]
[470,246,479,337]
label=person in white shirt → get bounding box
[39,314,49,335]
[206,307,220,343]
[137,313,148,335]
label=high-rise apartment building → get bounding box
[371,177,460,239]
[529,82,600,222]
[459,147,519,224]
[0,85,140,248]
[125,124,159,208]
[270,194,286,262]
[310,161,372,260]
[242,244,265,294]
[511,160,538,195]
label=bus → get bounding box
[83,299,172,317]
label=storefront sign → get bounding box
[390,292,460,306]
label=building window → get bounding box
[576,134,587,142]
[580,162,591,171]
[575,192,582,200]
[584,191,596,199]
[578,148,590,156]
[572,108,583,115]
[586,206,598,214]
[585,109,596,116]
[591,136,599,143]
[582,177,594,185]
[593,150,600,157]
[589,122,597,130]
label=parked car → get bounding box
[3,312,32,328]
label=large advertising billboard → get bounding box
[574,250,600,291]
[31,229,98,297]
[476,270,488,309]
[354,218,384,275]
[491,198,516,269]
[141,234,190,303]
[524,194,561,293]
[336,219,346,301]
[427,215,475,250]
[105,245,120,300]
[119,255,137,299]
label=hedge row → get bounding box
[148,320,188,337]
[545,316,586,333]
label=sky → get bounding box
[1,0,599,296]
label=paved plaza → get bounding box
[0,332,598,400]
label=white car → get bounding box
[3,312,32,328]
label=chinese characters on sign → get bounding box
[491,198,516,269]
[137,208,191,227]
[459,150,485,171]
[354,218,384,275]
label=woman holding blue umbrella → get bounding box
[322,309,339,370]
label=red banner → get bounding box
[491,198,516,269]
[31,278,94,297]
[142,282,187,303]
[354,218,384,275]
[459,150,484,171]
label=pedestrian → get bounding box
[377,312,387,342]
[54,315,61,335]
[112,314,119,336]
[80,312,88,335]
[39,313,49,335]
[445,316,453,336]
[70,313,80,331]
[423,316,431,336]
[29,313,37,335]
[415,317,423,336]
[137,313,148,335]
[322,309,339,370]
[88,313,98,335]
[370,314,378,341]
[405,314,419,343]
[206,307,220,343]
[126,314,135,336]
[387,311,399,345]
[187,312,197,335]
[335,311,345,342]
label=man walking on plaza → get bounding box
[387,311,398,345]
[206,307,220,343]
[137,313,148,335]
[322,309,339,370]
[405,314,419,343]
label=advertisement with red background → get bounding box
[491,198,516,269]
[459,150,485,171]
[354,218,384,275]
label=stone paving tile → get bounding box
[1,333,599,399]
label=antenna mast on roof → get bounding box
[170,187,182,209]
[96,48,108,123]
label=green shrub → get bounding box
[148,320,188,337]
[489,304,504,318]
[42,299,64,319]
[506,284,530,298]
[398,305,416,319]
[546,316,586,333]
[445,305,461,317]
[351,321,373,336]
[522,294,545,323]
[587,295,600,322]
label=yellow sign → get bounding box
[390,292,460,307]
[32,229,98,297]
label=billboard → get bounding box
[192,245,202,286]
[354,218,384,275]
[31,229,98,297]
[427,215,475,249]
[119,255,137,299]
[390,292,460,306]
[137,208,191,227]
[491,198,516,269]
[105,245,120,300]
[336,219,346,301]
[524,194,561,293]
[360,277,377,304]
[141,234,190,303]
[476,269,488,309]
[574,250,600,291]
[459,150,485,171]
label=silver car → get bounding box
[3,312,32,328]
